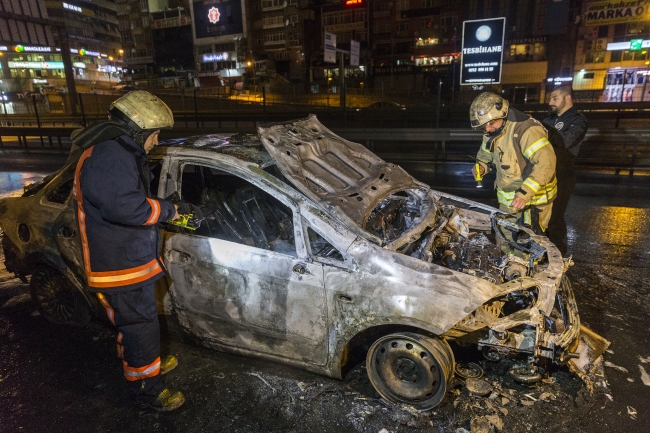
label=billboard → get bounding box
[585,0,650,26]
[460,18,505,85]
[193,0,243,39]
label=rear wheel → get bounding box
[366,332,454,410]
[30,266,92,326]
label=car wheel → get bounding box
[366,332,454,410]
[30,266,92,326]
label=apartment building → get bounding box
[249,0,315,86]
[573,0,650,102]
[47,0,123,86]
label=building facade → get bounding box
[573,0,650,102]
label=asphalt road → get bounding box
[1,154,649,432]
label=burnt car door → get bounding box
[45,163,84,276]
[162,161,329,365]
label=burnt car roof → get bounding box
[158,133,274,168]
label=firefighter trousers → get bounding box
[546,169,576,256]
[99,284,164,404]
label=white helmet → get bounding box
[109,90,174,132]
[469,92,509,129]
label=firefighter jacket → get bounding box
[476,108,557,208]
[72,134,176,292]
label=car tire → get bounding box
[30,266,92,327]
[366,332,454,410]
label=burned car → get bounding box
[0,115,607,410]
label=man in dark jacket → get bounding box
[543,85,588,255]
[72,91,185,411]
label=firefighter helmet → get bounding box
[109,90,174,132]
[469,92,509,129]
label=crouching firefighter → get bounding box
[71,90,185,411]
[469,92,557,238]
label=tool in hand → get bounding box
[474,163,483,188]
[167,213,200,230]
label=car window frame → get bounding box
[171,158,309,260]
[299,205,357,271]
[39,163,77,209]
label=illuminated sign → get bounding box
[345,0,363,5]
[15,45,52,52]
[630,38,643,51]
[607,39,650,50]
[0,46,7,51]
[33,79,48,84]
[208,7,220,24]
[585,0,650,26]
[547,77,573,84]
[202,52,229,63]
[79,49,101,57]
[8,61,86,69]
[460,17,505,85]
[153,16,191,29]
[194,0,243,39]
[63,2,82,13]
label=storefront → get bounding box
[603,67,650,102]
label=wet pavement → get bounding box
[1,154,649,432]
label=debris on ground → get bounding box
[638,365,650,386]
[465,378,493,397]
[603,361,628,373]
[627,406,637,420]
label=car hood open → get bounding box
[257,115,427,234]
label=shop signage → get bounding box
[324,31,337,63]
[585,0,650,26]
[202,52,229,62]
[0,46,8,51]
[505,37,547,45]
[547,76,573,85]
[373,65,413,75]
[607,39,650,50]
[15,45,52,52]
[193,0,243,39]
[324,21,364,33]
[33,79,48,84]
[461,17,505,85]
[208,7,221,23]
[63,2,82,13]
[8,61,86,69]
[153,16,190,29]
[197,71,222,77]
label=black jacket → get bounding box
[542,106,588,168]
[73,135,176,292]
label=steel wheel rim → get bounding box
[35,273,78,323]
[366,333,453,409]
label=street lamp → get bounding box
[327,76,332,107]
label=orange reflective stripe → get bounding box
[86,259,163,289]
[116,332,124,359]
[73,147,94,204]
[144,198,160,225]
[74,145,163,289]
[96,293,115,325]
[123,357,161,381]
[77,206,93,272]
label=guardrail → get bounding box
[1,125,648,171]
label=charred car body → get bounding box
[0,116,607,410]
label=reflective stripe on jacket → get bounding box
[476,108,557,206]
[72,135,176,292]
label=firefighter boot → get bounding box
[160,355,178,375]
[148,388,186,412]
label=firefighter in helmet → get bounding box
[470,92,557,236]
[73,90,185,411]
